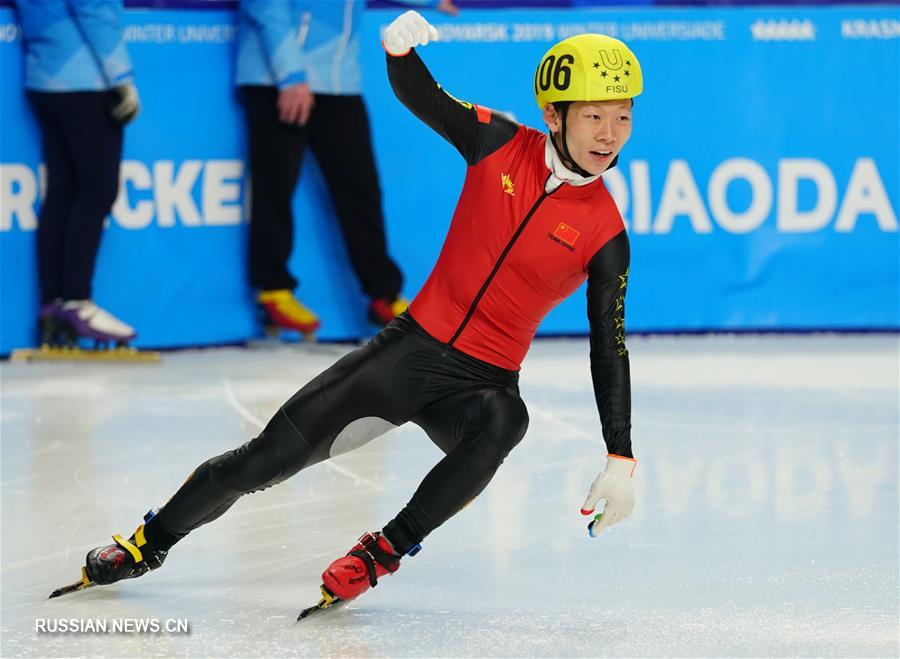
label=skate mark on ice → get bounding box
[225,500,381,536]
[161,547,347,610]
[3,541,103,574]
[222,379,387,493]
[60,513,82,567]
[71,448,138,502]
[527,401,594,440]
[1,446,91,487]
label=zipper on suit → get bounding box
[446,176,557,350]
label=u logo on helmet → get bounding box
[534,34,644,108]
[598,49,624,71]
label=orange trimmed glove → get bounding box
[581,455,637,537]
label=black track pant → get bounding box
[27,91,123,303]
[239,86,402,300]
[145,313,529,555]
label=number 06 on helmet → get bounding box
[534,34,644,108]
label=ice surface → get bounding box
[1,335,897,657]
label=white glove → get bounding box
[110,83,140,125]
[383,10,439,57]
[581,455,636,537]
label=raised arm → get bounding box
[384,12,517,165]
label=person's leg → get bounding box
[79,321,432,588]
[240,86,306,291]
[307,95,403,301]
[313,382,529,604]
[143,324,420,551]
[384,386,530,554]
[52,91,123,301]
[28,92,77,304]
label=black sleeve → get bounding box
[586,230,633,458]
[386,49,518,165]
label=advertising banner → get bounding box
[1,6,897,354]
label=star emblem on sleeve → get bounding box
[611,289,627,356]
[593,62,600,68]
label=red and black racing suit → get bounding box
[142,49,633,557]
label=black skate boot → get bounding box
[85,523,167,585]
[49,510,167,598]
[37,301,62,347]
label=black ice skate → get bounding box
[14,300,160,363]
[49,513,167,599]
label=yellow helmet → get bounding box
[534,34,643,108]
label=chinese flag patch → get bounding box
[552,222,580,247]
[475,104,492,124]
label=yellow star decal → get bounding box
[501,173,515,197]
[438,84,473,110]
[618,268,629,290]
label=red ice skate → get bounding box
[368,297,409,327]
[257,289,320,338]
[297,532,401,621]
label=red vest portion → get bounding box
[410,125,625,371]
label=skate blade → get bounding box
[249,327,317,346]
[49,567,96,599]
[266,325,318,343]
[11,346,161,363]
[296,586,346,622]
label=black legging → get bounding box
[27,91,123,303]
[145,313,529,556]
[239,86,403,300]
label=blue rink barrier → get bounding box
[0,6,898,354]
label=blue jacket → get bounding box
[15,0,133,92]
[235,0,436,95]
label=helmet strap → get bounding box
[551,102,594,178]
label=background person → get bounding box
[237,0,458,337]
[15,0,140,348]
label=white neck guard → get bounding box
[544,135,602,193]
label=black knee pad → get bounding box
[453,389,529,474]
[480,389,530,456]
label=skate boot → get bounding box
[12,300,157,363]
[58,299,137,347]
[49,512,167,598]
[368,296,409,327]
[297,531,404,621]
[37,300,62,347]
[257,289,320,339]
